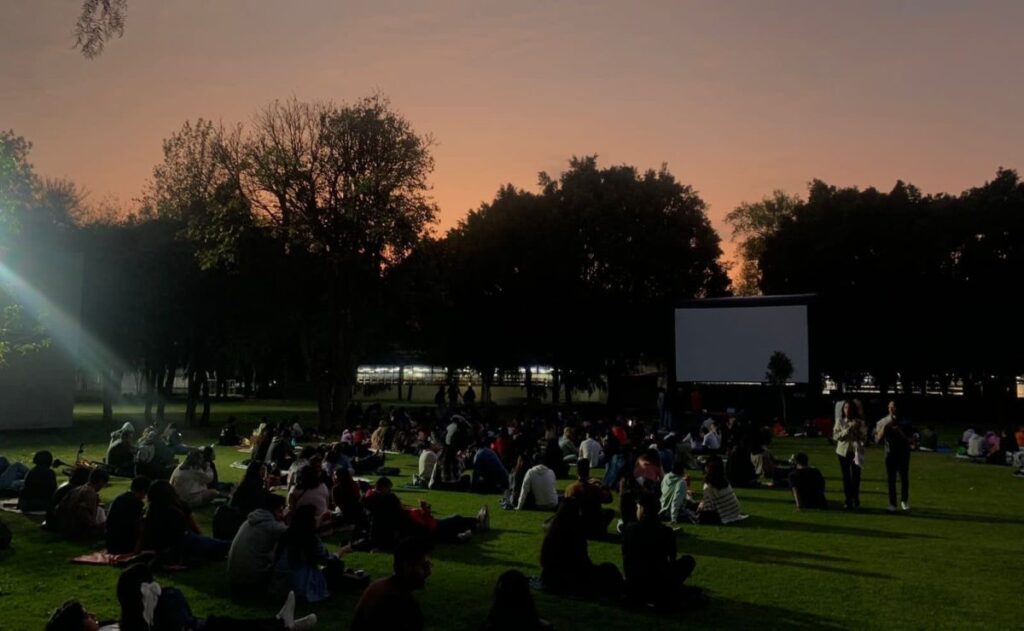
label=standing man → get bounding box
[875,400,912,512]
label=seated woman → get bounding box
[288,461,332,528]
[330,466,366,529]
[271,505,344,604]
[231,461,276,516]
[142,480,229,566]
[633,448,665,492]
[539,498,623,598]
[482,570,554,631]
[55,468,110,541]
[428,446,470,491]
[170,450,223,509]
[17,450,57,513]
[359,477,406,551]
[697,456,747,524]
[106,424,138,477]
[45,466,91,530]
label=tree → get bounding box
[164,95,437,429]
[766,350,794,424]
[74,0,127,59]
[725,190,801,295]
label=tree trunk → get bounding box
[552,368,561,405]
[144,367,155,424]
[157,367,174,423]
[524,366,533,401]
[101,368,117,422]
[397,366,405,401]
[780,385,787,424]
[201,374,211,426]
[185,369,200,426]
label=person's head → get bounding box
[296,464,321,491]
[672,458,687,476]
[46,600,99,631]
[146,479,180,508]
[637,491,661,522]
[393,536,434,589]
[793,452,809,468]
[264,492,287,520]
[88,468,110,490]
[547,497,583,538]
[130,476,151,499]
[576,457,590,481]
[487,570,540,625]
[68,466,91,487]
[33,450,54,468]
[888,400,897,416]
[202,445,216,463]
[563,426,574,439]
[704,455,727,490]
[299,445,316,461]
[842,400,852,418]
[376,476,393,494]
[117,563,156,627]
[182,449,203,469]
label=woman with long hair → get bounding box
[834,400,867,509]
[271,505,341,603]
[696,456,746,524]
[231,461,274,515]
[288,461,332,527]
[143,480,228,565]
[540,498,622,597]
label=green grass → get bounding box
[1,401,1022,630]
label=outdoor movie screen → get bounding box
[674,301,810,384]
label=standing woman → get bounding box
[834,400,867,509]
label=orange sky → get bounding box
[3,1,1023,273]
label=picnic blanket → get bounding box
[0,500,45,516]
[71,551,155,567]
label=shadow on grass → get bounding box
[687,538,894,580]
[698,597,848,629]
[739,515,939,539]
[855,507,1024,526]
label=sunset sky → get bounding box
[3,0,1023,269]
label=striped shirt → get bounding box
[701,483,744,523]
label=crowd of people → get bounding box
[0,389,1015,629]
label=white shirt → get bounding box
[517,465,558,510]
[579,438,603,466]
[418,450,438,479]
[702,430,721,450]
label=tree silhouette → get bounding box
[766,350,794,424]
[74,0,127,59]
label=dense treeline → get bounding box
[3,97,1023,428]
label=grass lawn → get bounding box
[1,401,1022,630]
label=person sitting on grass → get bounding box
[142,480,229,566]
[414,444,439,487]
[113,562,317,630]
[633,448,665,492]
[539,497,623,598]
[162,423,189,455]
[231,461,276,517]
[56,468,110,540]
[45,466,90,531]
[229,493,288,591]
[660,459,692,523]
[559,427,579,465]
[17,450,57,513]
[788,453,827,510]
[106,423,138,477]
[351,536,434,631]
[288,460,332,528]
[169,450,223,509]
[360,477,407,551]
[482,569,555,631]
[622,492,698,610]
[516,456,558,511]
[564,458,614,539]
[405,499,490,543]
[696,456,747,525]
[471,444,509,494]
[135,428,177,481]
[578,428,604,468]
[271,504,344,604]
[428,446,470,491]
[105,476,151,554]
[331,466,366,530]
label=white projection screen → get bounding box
[675,299,810,383]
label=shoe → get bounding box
[277,591,296,627]
[477,505,490,531]
[290,614,318,630]
[887,505,897,513]
[457,530,473,542]
[901,501,910,511]
[616,519,625,534]
[1014,470,1024,477]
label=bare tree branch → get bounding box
[74,0,127,59]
